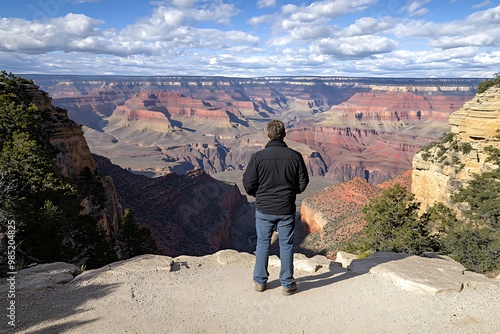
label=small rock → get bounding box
[335,251,359,268]
[269,253,331,273]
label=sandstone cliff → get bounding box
[412,86,500,211]
[24,83,122,234]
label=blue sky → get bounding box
[0,0,499,77]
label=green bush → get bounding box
[460,143,473,155]
[361,184,438,254]
[442,224,499,273]
[477,73,500,94]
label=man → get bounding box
[243,120,309,295]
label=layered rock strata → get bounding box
[299,171,412,256]
[28,75,479,183]
[412,86,500,211]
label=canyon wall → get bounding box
[412,86,500,211]
[24,83,122,234]
[287,126,424,184]
[93,155,254,257]
[299,171,412,256]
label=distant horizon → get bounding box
[17,73,487,80]
[1,1,499,78]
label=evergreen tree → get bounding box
[361,184,437,254]
[118,208,159,259]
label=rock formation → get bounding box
[412,86,500,211]
[287,127,423,184]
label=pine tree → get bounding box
[118,208,159,259]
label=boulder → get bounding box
[348,252,500,295]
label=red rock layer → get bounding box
[287,127,425,184]
[330,91,470,121]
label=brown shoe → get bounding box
[254,282,266,292]
[282,282,297,295]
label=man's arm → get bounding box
[296,154,309,194]
[242,154,259,196]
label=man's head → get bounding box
[267,120,286,141]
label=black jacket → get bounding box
[243,140,309,215]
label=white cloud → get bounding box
[247,15,273,26]
[279,0,376,30]
[473,50,500,65]
[406,1,430,17]
[392,5,500,49]
[2,0,499,78]
[171,0,197,8]
[313,35,398,57]
[0,14,103,53]
[431,34,496,49]
[288,25,334,40]
[472,1,492,9]
[344,17,393,36]
[257,0,276,9]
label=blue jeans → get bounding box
[253,209,295,288]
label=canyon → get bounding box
[27,75,481,184]
[20,75,494,259]
[11,78,257,260]
[298,85,500,255]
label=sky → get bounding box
[0,0,499,78]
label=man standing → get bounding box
[243,120,309,295]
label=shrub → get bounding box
[361,184,437,254]
[442,224,499,273]
[477,73,500,94]
[460,143,473,155]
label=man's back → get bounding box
[243,140,309,215]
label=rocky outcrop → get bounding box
[299,171,412,256]
[0,262,78,291]
[24,83,122,234]
[412,86,500,211]
[346,251,500,295]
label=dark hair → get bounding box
[267,120,286,141]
